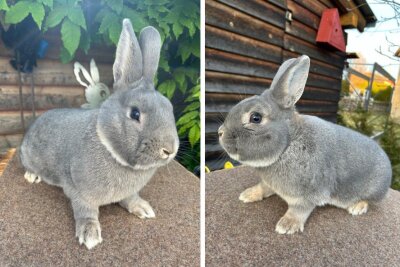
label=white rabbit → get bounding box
[74,59,111,109]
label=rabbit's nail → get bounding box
[348,201,368,216]
[239,185,264,203]
[24,171,41,184]
[77,220,102,250]
[275,215,304,234]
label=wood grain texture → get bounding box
[206,25,282,63]
[0,57,113,86]
[206,0,284,47]
[0,110,46,135]
[206,48,280,79]
[0,85,85,111]
[217,0,286,29]
[0,134,23,150]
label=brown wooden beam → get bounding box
[333,0,367,32]
[340,12,358,29]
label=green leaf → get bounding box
[147,7,158,19]
[185,84,200,101]
[60,46,73,63]
[180,17,196,37]
[98,12,119,34]
[158,80,176,99]
[188,123,200,147]
[178,120,196,136]
[5,1,30,24]
[30,2,45,29]
[44,7,68,29]
[177,33,200,62]
[176,111,198,126]
[68,7,86,30]
[159,53,170,72]
[0,0,9,11]
[109,21,122,44]
[121,8,147,30]
[80,31,91,54]
[156,5,168,13]
[173,69,186,88]
[61,18,81,57]
[39,0,53,8]
[158,21,170,37]
[172,22,183,39]
[183,101,199,113]
[105,0,123,14]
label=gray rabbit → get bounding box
[219,55,392,234]
[20,19,179,249]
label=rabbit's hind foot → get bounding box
[24,171,42,184]
[348,201,368,216]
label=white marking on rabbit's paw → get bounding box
[348,201,368,216]
[239,185,264,203]
[76,220,102,250]
[24,171,41,184]
[125,199,156,219]
[275,215,304,234]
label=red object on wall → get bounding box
[316,8,346,52]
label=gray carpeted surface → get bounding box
[0,155,199,266]
[206,166,400,266]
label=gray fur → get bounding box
[219,55,392,234]
[113,19,143,90]
[20,19,179,249]
[139,26,162,82]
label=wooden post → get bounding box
[390,67,400,122]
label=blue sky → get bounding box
[346,0,400,79]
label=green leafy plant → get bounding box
[338,109,400,190]
[380,120,400,190]
[372,85,393,102]
[1,0,200,172]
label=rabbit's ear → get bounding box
[74,62,94,87]
[90,59,100,83]
[139,26,161,83]
[266,55,310,108]
[113,19,143,88]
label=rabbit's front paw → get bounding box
[76,219,102,250]
[275,215,304,234]
[24,171,41,183]
[348,201,368,216]
[239,185,264,203]
[120,197,155,219]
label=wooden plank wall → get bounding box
[205,0,346,170]
[0,31,115,151]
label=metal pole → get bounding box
[30,72,36,119]
[16,52,25,132]
[364,63,376,111]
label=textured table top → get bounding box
[206,166,400,266]
[0,154,199,266]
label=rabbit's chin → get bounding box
[228,153,280,168]
[131,161,166,171]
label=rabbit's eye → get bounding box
[250,112,262,124]
[130,107,140,121]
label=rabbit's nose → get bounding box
[161,148,172,158]
[218,126,224,138]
